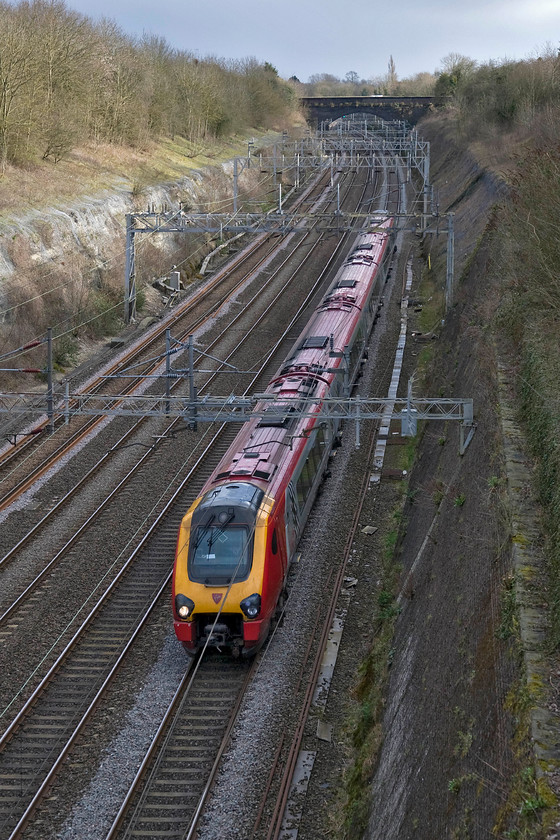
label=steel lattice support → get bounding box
[123,207,454,315]
[122,120,432,323]
[124,214,136,323]
[0,391,476,454]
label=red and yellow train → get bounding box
[172,216,395,656]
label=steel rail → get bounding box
[107,658,255,840]
[0,197,326,563]
[267,400,382,840]
[0,417,248,838]
[177,153,413,840]
[0,232,298,510]
[254,166,407,840]
[0,170,333,501]
[0,167,368,640]
[158,165,386,840]
[0,168,375,838]
[71,166,381,840]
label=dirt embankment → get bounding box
[0,135,272,382]
[366,114,558,839]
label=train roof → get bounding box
[203,217,394,495]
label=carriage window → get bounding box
[295,428,328,508]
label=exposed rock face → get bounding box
[366,116,531,840]
[1,176,197,275]
[0,167,214,346]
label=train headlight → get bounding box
[240,593,261,619]
[175,594,195,620]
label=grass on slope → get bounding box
[0,133,267,219]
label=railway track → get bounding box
[182,158,408,840]
[0,164,373,629]
[107,259,393,840]
[0,170,334,508]
[69,162,400,840]
[0,391,263,839]
[251,388,385,840]
[0,160,386,838]
[107,657,254,840]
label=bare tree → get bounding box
[0,3,35,170]
[33,0,92,159]
[438,53,477,78]
[0,0,294,167]
[387,55,397,93]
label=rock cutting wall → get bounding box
[367,116,524,839]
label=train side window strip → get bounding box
[295,426,328,508]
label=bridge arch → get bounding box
[300,96,444,127]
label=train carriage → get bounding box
[172,216,395,656]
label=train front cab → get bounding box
[173,482,286,657]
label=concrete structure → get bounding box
[300,96,444,127]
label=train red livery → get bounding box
[172,215,395,656]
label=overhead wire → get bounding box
[0,394,232,721]
[0,225,208,356]
[1,154,317,375]
[47,170,281,345]
[0,203,186,321]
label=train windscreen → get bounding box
[188,522,253,585]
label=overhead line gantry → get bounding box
[124,117,433,322]
[1,120,469,455]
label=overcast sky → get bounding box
[65,0,560,82]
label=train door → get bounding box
[285,481,300,563]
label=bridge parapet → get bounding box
[300,95,444,127]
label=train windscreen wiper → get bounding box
[206,511,235,552]
[193,514,215,551]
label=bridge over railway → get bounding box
[300,95,444,126]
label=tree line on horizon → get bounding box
[1,0,559,173]
[435,48,560,132]
[297,47,560,134]
[295,55,435,97]
[0,0,295,171]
